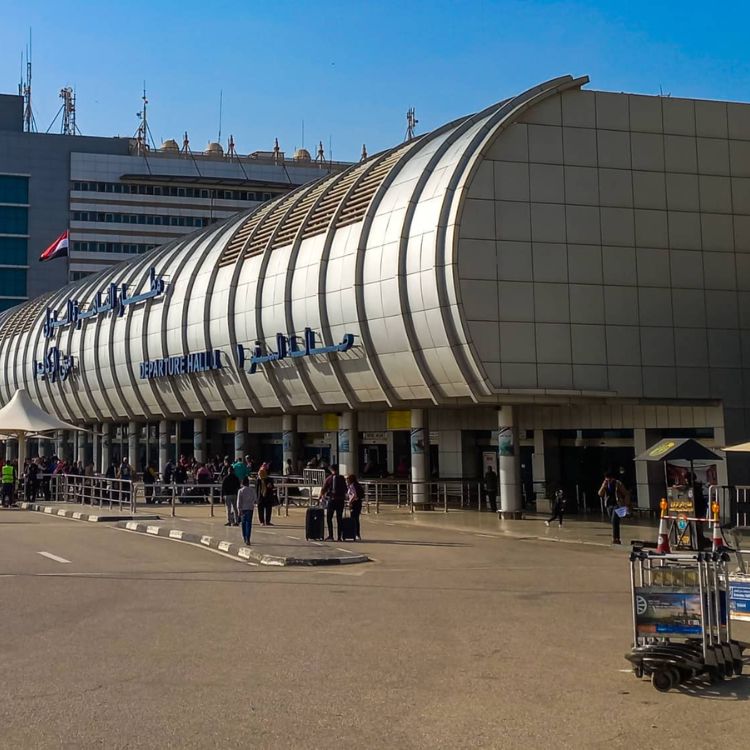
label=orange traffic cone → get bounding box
[656,498,671,554]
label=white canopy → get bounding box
[724,442,750,452]
[0,389,83,472]
[0,389,81,435]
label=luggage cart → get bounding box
[626,549,744,691]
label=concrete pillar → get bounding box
[101,423,111,474]
[532,429,550,513]
[410,409,431,510]
[234,416,248,461]
[498,406,522,519]
[193,417,205,463]
[281,414,298,474]
[54,430,63,458]
[634,428,650,512]
[127,421,138,472]
[338,412,359,477]
[75,429,86,465]
[92,425,100,473]
[158,420,169,476]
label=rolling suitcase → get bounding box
[340,508,357,541]
[305,506,325,540]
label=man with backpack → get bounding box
[320,464,347,542]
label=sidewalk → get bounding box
[363,506,660,549]
[18,501,369,567]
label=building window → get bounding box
[0,206,28,235]
[0,268,27,297]
[0,175,29,205]
[0,237,28,265]
[0,298,22,313]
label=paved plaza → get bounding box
[1,507,749,749]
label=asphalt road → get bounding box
[1,509,749,749]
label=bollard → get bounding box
[171,483,176,517]
[656,497,670,553]
[444,484,448,513]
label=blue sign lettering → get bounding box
[34,347,75,383]
[236,328,355,375]
[44,267,166,339]
[139,350,223,380]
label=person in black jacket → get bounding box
[221,467,241,526]
[320,465,347,541]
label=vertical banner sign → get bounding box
[410,428,425,454]
[338,429,350,454]
[497,427,514,457]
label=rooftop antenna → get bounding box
[19,30,36,133]
[60,87,77,135]
[181,131,190,155]
[134,83,152,155]
[46,86,79,135]
[315,140,325,164]
[273,137,281,165]
[217,89,223,144]
[301,119,305,150]
[227,134,237,161]
[360,143,368,162]
[405,107,418,141]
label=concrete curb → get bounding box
[19,502,160,523]
[114,520,370,567]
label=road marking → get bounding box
[336,547,354,554]
[43,507,53,514]
[218,541,232,552]
[126,521,139,530]
[286,535,299,540]
[37,551,71,564]
[200,535,212,545]
[168,530,183,539]
[146,525,160,535]
[72,512,82,519]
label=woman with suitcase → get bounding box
[346,474,365,541]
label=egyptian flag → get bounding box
[40,230,69,262]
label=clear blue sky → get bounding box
[2,0,749,161]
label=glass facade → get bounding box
[0,175,29,303]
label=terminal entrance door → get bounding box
[559,445,635,512]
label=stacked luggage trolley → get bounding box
[626,548,744,691]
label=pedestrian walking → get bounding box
[545,489,567,527]
[255,462,273,525]
[222,465,241,526]
[118,457,132,507]
[346,474,365,540]
[483,466,498,512]
[320,464,347,541]
[598,470,629,544]
[237,476,257,545]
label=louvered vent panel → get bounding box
[243,188,307,259]
[217,202,278,268]
[0,293,54,338]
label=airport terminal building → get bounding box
[2,74,749,512]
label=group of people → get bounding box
[318,464,364,542]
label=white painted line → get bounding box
[200,535,212,546]
[43,507,53,514]
[238,547,252,559]
[87,516,100,522]
[336,548,354,554]
[218,541,232,552]
[56,509,66,516]
[286,535,299,540]
[310,541,324,546]
[125,521,139,530]
[72,512,82,520]
[168,529,183,540]
[146,525,160,535]
[37,551,71,564]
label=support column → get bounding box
[128,421,138,472]
[92,425,100,473]
[338,412,359,477]
[282,414,298,474]
[410,409,431,510]
[193,417,205,463]
[158,420,169,476]
[54,430,63,459]
[75,429,86,465]
[634,428,650,512]
[532,429,550,514]
[498,406,522,519]
[234,416,248,461]
[101,423,111,474]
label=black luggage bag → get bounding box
[305,506,325,540]
[340,515,357,541]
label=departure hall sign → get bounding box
[139,350,223,380]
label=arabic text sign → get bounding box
[44,267,166,338]
[139,350,223,380]
[236,328,355,375]
[33,347,75,382]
